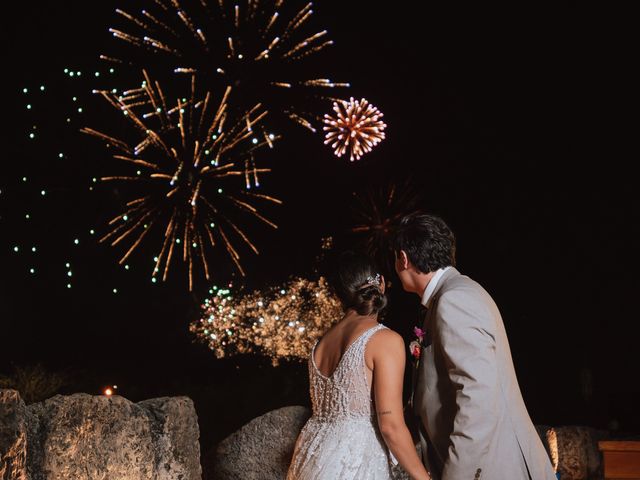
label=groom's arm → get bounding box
[435,287,498,480]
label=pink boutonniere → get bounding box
[409,326,426,367]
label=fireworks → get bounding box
[350,181,421,276]
[323,97,386,161]
[104,0,350,131]
[190,276,343,364]
[81,71,282,290]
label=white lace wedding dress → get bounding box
[287,323,394,480]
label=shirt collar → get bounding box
[421,266,451,308]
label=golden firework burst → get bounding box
[81,71,281,290]
[323,97,387,161]
[104,0,350,132]
[190,277,343,364]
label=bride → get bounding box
[287,252,431,480]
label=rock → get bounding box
[0,390,30,480]
[536,424,607,480]
[209,406,311,480]
[139,397,203,480]
[0,389,202,480]
[555,426,607,480]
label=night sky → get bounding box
[2,0,638,449]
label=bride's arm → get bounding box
[370,330,431,480]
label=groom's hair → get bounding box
[394,213,456,273]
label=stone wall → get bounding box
[0,389,202,480]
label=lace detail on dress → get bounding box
[287,323,394,480]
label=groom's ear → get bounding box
[397,250,410,270]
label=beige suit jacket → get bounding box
[412,268,556,480]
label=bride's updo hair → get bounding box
[332,251,387,316]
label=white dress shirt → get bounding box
[421,266,451,308]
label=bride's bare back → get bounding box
[313,312,381,379]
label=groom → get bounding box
[394,213,556,480]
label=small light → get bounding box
[210,222,215,228]
[280,289,285,294]
[64,68,68,73]
[90,229,95,235]
[30,268,35,274]
[192,242,197,248]
[252,138,258,144]
[58,153,64,158]
[238,54,243,59]
[22,177,27,182]
[40,85,45,91]
[77,107,83,113]
[25,214,30,219]
[153,256,158,262]
[218,188,223,193]
[124,265,130,270]
[74,239,79,245]
[65,262,70,268]
[104,388,113,396]
[269,133,275,140]
[112,288,118,294]
[26,104,32,109]
[95,72,100,77]
[92,178,97,183]
[31,246,36,252]
[123,215,128,221]
[67,271,72,277]
[151,277,157,283]
[40,190,46,196]
[176,238,181,244]
[13,246,19,252]
[22,87,28,93]
[67,283,72,289]
[69,71,75,77]
[136,170,141,175]
[29,133,35,139]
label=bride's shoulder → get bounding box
[368,326,404,350]
[365,326,405,368]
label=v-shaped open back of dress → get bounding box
[287,323,394,480]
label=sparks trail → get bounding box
[82,71,282,290]
[103,0,350,132]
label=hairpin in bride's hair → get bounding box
[360,273,382,289]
